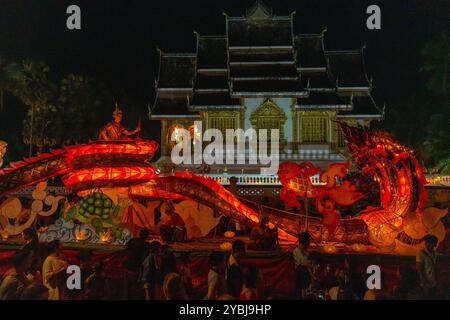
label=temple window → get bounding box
[250,98,286,142]
[206,111,239,134]
[299,113,328,143]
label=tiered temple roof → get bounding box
[151,52,198,119]
[151,1,383,120]
[295,34,328,71]
[190,35,240,110]
[326,50,371,91]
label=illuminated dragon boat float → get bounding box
[0,122,447,254]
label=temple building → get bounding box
[149,2,384,198]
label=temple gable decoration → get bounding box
[250,98,286,143]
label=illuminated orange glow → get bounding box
[130,184,187,199]
[64,140,158,163]
[0,124,430,249]
[167,173,297,242]
[75,227,88,241]
[100,229,113,242]
[341,123,427,247]
[62,166,159,190]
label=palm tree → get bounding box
[7,60,56,156]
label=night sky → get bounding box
[0,0,449,160]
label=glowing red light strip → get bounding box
[62,166,159,188]
[64,141,158,164]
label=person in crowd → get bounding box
[0,250,33,300]
[217,293,236,300]
[21,228,42,283]
[249,216,278,251]
[25,256,43,284]
[71,250,93,299]
[163,272,187,300]
[84,261,111,300]
[77,250,93,281]
[329,269,359,300]
[293,232,311,299]
[394,266,423,300]
[225,239,246,299]
[342,256,366,299]
[20,283,49,300]
[240,266,259,300]
[267,293,290,300]
[308,251,327,292]
[154,199,165,226]
[42,240,69,300]
[416,234,438,299]
[22,228,39,252]
[205,251,226,300]
[159,201,186,243]
[161,247,178,279]
[139,240,163,300]
[363,271,391,300]
[123,228,150,299]
[178,253,193,298]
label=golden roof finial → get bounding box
[113,101,122,116]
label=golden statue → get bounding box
[98,103,141,141]
[0,140,7,168]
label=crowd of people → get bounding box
[293,232,446,300]
[0,226,447,300]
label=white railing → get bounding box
[8,174,450,196]
[426,174,450,187]
[197,173,324,186]
[198,174,450,187]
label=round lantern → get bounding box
[224,231,235,238]
[220,242,233,251]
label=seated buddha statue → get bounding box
[98,103,141,141]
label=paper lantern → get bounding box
[75,227,88,241]
[351,243,364,252]
[224,231,235,238]
[100,230,113,243]
[0,230,9,240]
[220,242,232,251]
[323,243,338,253]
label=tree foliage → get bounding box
[6,60,56,154]
[422,32,450,95]
[0,55,115,155]
[55,74,113,145]
[417,103,450,173]
[417,31,450,172]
